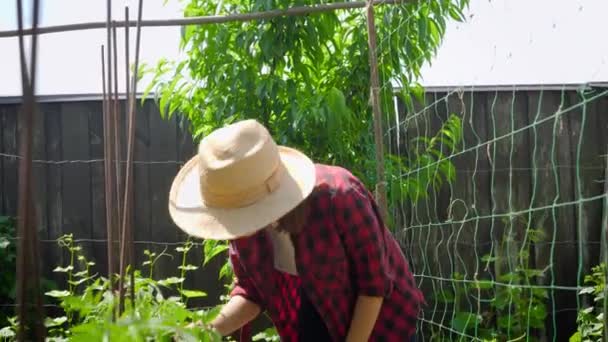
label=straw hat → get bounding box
[168,119,316,240]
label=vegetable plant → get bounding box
[431,219,549,341]
[0,216,17,329]
[569,263,606,342]
[0,234,221,342]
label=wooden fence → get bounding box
[0,99,227,309]
[1,87,607,339]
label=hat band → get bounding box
[200,163,284,209]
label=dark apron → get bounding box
[298,286,333,342]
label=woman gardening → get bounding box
[168,119,424,341]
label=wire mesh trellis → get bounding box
[1,0,607,341]
[385,86,608,341]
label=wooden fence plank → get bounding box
[464,89,493,324]
[134,100,151,271]
[32,104,47,234]
[427,93,456,330]
[0,104,4,214]
[88,100,107,276]
[44,103,64,285]
[445,90,479,316]
[148,103,180,281]
[598,91,608,265]
[174,117,220,306]
[406,93,436,297]
[31,104,50,292]
[553,89,579,340]
[60,102,94,264]
[2,105,18,216]
[528,90,578,341]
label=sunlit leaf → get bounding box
[158,277,186,287]
[53,265,74,273]
[180,289,207,298]
[45,290,71,298]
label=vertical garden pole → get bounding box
[119,0,144,314]
[601,147,608,342]
[15,0,45,340]
[365,0,388,222]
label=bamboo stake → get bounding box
[124,5,137,311]
[15,0,44,339]
[365,0,388,222]
[601,150,608,342]
[124,6,131,150]
[0,0,401,38]
[119,0,143,314]
[100,44,115,303]
[104,0,120,315]
[112,21,123,237]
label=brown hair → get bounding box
[275,195,311,234]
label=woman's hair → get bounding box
[276,196,311,234]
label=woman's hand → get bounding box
[211,295,262,336]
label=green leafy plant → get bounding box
[569,263,606,342]
[432,221,549,341]
[253,327,280,341]
[0,234,221,342]
[0,216,57,331]
[0,216,17,329]
[386,114,461,204]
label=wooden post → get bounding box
[15,0,45,340]
[365,0,388,222]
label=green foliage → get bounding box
[0,216,57,330]
[431,220,549,341]
[144,0,469,188]
[385,114,461,206]
[253,327,280,341]
[142,1,468,339]
[0,235,221,342]
[0,216,17,328]
[570,263,606,342]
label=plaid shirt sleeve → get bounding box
[228,243,263,306]
[333,177,393,298]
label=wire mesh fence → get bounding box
[386,86,608,341]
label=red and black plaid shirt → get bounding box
[229,164,424,341]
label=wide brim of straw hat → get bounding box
[168,146,316,240]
